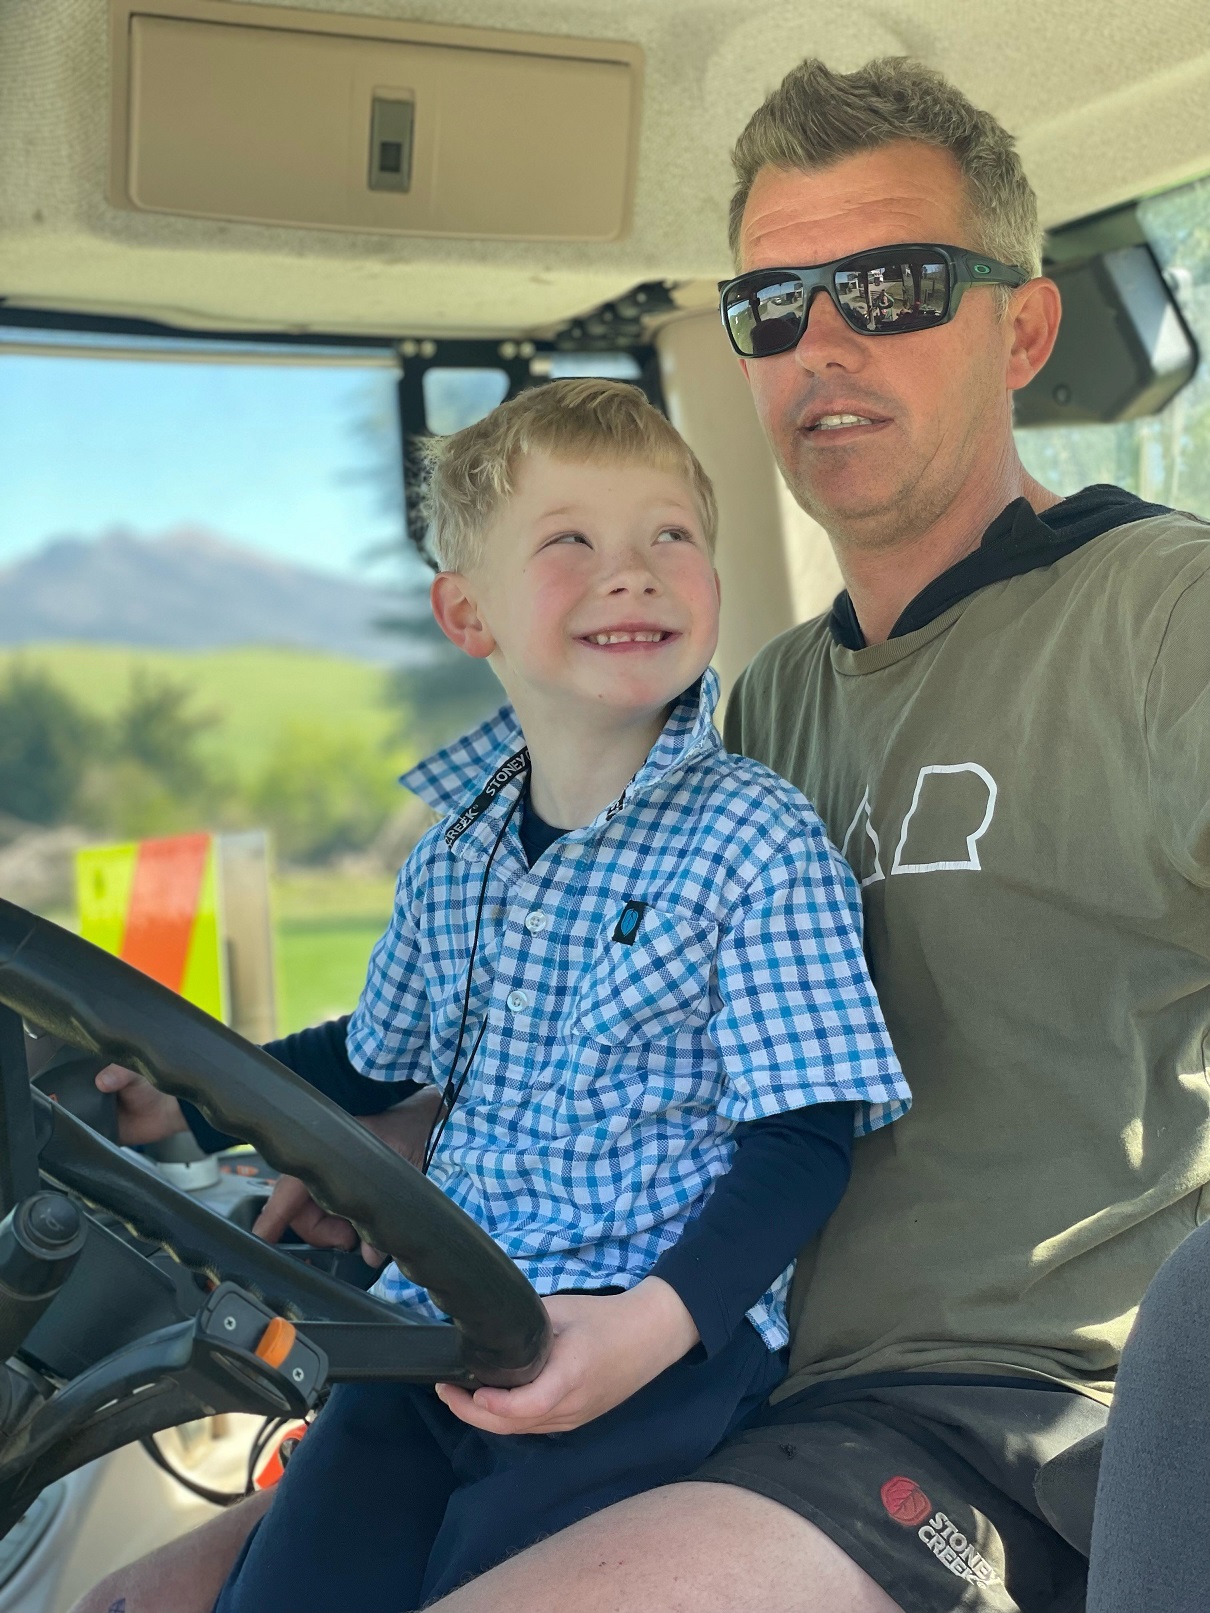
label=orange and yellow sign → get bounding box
[76,833,228,1021]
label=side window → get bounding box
[0,332,488,1032]
[1016,177,1210,508]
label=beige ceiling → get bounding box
[2,0,1209,338]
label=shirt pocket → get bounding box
[572,907,718,1045]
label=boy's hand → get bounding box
[95,1064,190,1146]
[252,1086,443,1263]
[435,1276,700,1436]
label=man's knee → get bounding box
[432,1481,903,1612]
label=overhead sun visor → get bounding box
[109,1,641,242]
[1015,206,1198,427]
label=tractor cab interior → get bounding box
[0,1,1208,1608]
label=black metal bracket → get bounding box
[395,324,669,563]
[0,1281,329,1538]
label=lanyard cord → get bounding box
[422,768,528,1175]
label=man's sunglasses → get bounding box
[719,244,1028,357]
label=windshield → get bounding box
[0,335,496,1036]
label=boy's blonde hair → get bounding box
[420,377,718,573]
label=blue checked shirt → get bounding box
[347,670,908,1347]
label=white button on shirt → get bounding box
[524,911,547,935]
[506,989,529,1013]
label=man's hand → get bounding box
[435,1276,700,1436]
[251,1085,443,1264]
[95,1064,189,1147]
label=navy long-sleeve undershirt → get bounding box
[652,1101,853,1355]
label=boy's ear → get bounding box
[430,573,497,659]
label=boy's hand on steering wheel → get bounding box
[95,1063,190,1146]
[435,1276,700,1436]
[252,1085,443,1264]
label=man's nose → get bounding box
[793,288,863,373]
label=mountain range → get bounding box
[0,526,432,663]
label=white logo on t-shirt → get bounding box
[841,787,886,888]
[843,764,999,881]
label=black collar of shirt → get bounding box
[828,484,1174,650]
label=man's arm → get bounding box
[1144,567,1210,886]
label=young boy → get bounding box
[214,379,909,1613]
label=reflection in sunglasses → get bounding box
[724,253,967,355]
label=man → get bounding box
[76,56,1210,1613]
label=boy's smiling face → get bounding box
[431,451,720,726]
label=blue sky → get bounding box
[0,350,408,579]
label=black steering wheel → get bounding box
[0,898,551,1389]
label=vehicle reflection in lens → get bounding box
[727,277,804,355]
[835,258,949,331]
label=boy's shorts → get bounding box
[693,1373,1109,1613]
[213,1317,783,1613]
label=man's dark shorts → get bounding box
[693,1374,1108,1613]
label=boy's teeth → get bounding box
[814,413,875,429]
[588,631,665,644]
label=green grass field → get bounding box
[272,871,396,1032]
[0,643,403,785]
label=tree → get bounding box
[111,669,219,797]
[250,722,400,864]
[75,669,226,840]
[0,665,93,825]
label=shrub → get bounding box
[0,665,93,825]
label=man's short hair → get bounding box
[729,57,1042,283]
[421,377,718,573]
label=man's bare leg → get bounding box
[65,1489,272,1613]
[430,1482,903,1613]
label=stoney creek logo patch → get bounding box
[881,1477,1002,1587]
[881,1475,932,1528]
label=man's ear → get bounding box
[1005,276,1062,393]
[430,573,497,659]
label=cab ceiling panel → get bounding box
[117,8,638,241]
[0,0,1208,337]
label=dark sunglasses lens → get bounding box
[834,255,950,333]
[723,275,805,356]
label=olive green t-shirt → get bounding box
[725,510,1210,1404]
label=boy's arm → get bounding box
[650,809,909,1354]
[435,1109,855,1440]
[709,815,909,1133]
[180,1017,420,1153]
[651,1101,855,1357]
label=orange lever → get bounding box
[255,1316,297,1369]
